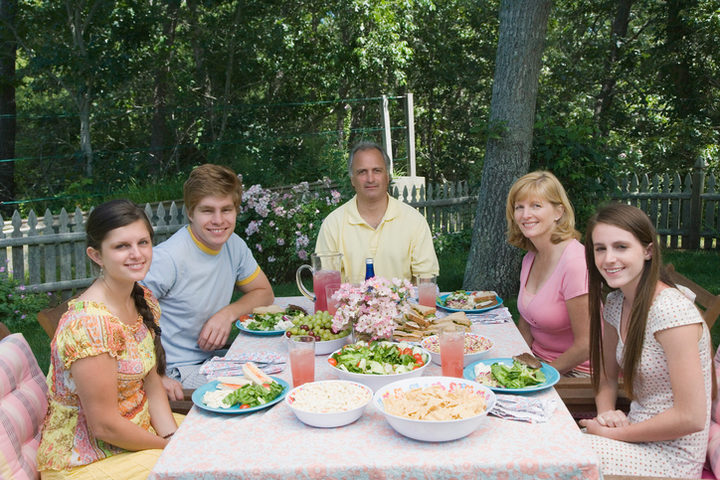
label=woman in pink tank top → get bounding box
[505,171,590,375]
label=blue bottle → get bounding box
[365,258,375,280]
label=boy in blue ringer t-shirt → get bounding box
[142,164,274,398]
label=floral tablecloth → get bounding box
[149,296,601,480]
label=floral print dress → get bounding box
[37,286,161,471]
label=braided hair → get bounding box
[86,199,166,374]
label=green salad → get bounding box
[329,341,428,375]
[224,381,284,408]
[489,360,546,389]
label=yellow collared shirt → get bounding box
[315,194,439,283]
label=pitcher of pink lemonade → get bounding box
[295,252,342,313]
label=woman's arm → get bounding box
[580,324,626,429]
[145,367,179,438]
[549,294,590,374]
[72,353,169,450]
[585,322,706,441]
[517,316,534,348]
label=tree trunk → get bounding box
[463,0,552,298]
[0,0,17,210]
[149,0,180,175]
[593,0,633,136]
[218,0,243,142]
[78,91,93,177]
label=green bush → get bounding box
[0,265,51,330]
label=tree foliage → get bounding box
[1,0,718,213]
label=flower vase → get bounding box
[352,325,392,343]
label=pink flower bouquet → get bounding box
[331,277,414,340]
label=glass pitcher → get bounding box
[295,252,342,313]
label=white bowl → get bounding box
[373,376,496,442]
[328,342,431,391]
[285,380,372,428]
[286,334,351,356]
[315,334,351,355]
[420,333,494,367]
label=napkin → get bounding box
[489,393,557,423]
[466,307,513,324]
[198,351,287,380]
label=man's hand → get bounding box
[161,375,184,402]
[198,307,235,351]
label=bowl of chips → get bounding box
[420,333,494,367]
[373,376,495,442]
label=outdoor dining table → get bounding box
[149,296,602,480]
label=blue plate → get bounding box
[436,292,503,313]
[191,377,289,414]
[463,357,560,393]
[235,318,287,336]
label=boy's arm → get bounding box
[197,269,274,351]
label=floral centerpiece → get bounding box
[331,276,414,341]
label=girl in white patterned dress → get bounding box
[580,203,712,478]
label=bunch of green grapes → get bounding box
[285,311,351,341]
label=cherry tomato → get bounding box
[413,353,423,362]
[262,383,271,389]
[239,404,250,409]
[402,348,413,356]
[413,364,421,370]
[328,357,338,366]
[238,314,252,322]
[415,359,425,367]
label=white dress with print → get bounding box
[587,288,712,477]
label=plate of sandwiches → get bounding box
[393,303,471,343]
[436,290,503,313]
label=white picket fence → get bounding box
[1,181,477,294]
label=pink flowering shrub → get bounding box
[331,277,414,340]
[237,178,344,282]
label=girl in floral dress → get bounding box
[38,200,179,479]
[581,203,711,477]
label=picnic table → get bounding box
[149,296,601,480]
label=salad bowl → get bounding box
[373,376,496,442]
[420,333,494,367]
[327,341,431,391]
[285,380,372,428]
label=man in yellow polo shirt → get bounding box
[315,141,439,283]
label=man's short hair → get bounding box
[347,141,391,177]
[184,164,243,215]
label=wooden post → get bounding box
[381,95,393,174]
[405,93,416,178]
[688,157,706,249]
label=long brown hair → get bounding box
[86,199,166,374]
[585,203,675,398]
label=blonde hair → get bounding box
[505,170,579,251]
[184,164,243,215]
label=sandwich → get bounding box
[512,352,542,369]
[242,362,274,388]
[252,304,285,315]
[472,290,497,307]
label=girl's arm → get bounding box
[517,316,534,348]
[144,367,179,438]
[72,353,169,450]
[549,294,590,374]
[586,322,706,441]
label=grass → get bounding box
[12,249,719,373]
